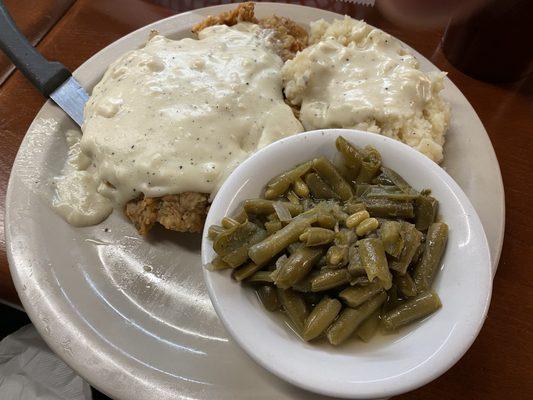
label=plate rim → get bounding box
[5,2,505,399]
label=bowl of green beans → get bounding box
[201,129,492,399]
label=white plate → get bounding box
[202,129,493,399]
[5,3,504,400]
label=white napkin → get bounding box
[0,325,92,400]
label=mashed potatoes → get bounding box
[282,17,450,162]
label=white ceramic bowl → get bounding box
[201,129,492,399]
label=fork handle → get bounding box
[0,0,70,96]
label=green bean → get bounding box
[411,239,424,265]
[244,199,302,216]
[292,271,320,293]
[232,207,248,224]
[373,172,395,186]
[213,221,266,257]
[343,201,366,215]
[326,291,387,345]
[221,247,249,268]
[358,238,392,290]
[277,288,309,332]
[256,285,280,311]
[381,291,442,330]
[264,220,282,234]
[347,245,365,277]
[221,217,240,229]
[356,146,382,184]
[274,247,323,289]
[415,195,438,231]
[390,222,423,274]
[293,178,310,198]
[339,281,383,307]
[305,173,339,199]
[265,161,313,199]
[361,198,415,219]
[380,166,416,194]
[326,245,347,266]
[249,213,317,266]
[355,183,371,198]
[413,222,448,292]
[266,212,279,222]
[300,227,335,246]
[303,297,342,341]
[285,242,301,255]
[213,221,252,255]
[232,261,263,282]
[382,284,401,313]
[269,254,288,282]
[364,185,419,201]
[336,136,363,173]
[246,271,274,285]
[274,201,295,222]
[380,220,404,258]
[317,213,337,229]
[356,310,380,342]
[395,272,417,298]
[311,269,350,292]
[215,221,267,268]
[208,225,224,240]
[286,190,300,205]
[349,275,371,286]
[312,156,353,201]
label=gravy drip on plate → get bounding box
[54,23,303,226]
[52,130,113,226]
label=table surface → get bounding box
[0,0,531,398]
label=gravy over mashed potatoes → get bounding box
[53,23,303,226]
[283,17,450,163]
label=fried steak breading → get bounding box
[259,15,308,61]
[192,2,308,61]
[125,193,209,235]
[191,1,258,32]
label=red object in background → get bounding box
[442,0,533,83]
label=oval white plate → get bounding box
[202,129,493,399]
[5,3,504,400]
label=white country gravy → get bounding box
[53,23,303,226]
